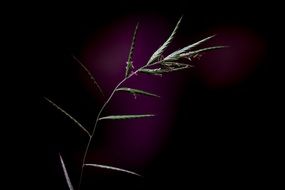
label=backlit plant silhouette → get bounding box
[44,17,226,190]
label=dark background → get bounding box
[8,1,282,189]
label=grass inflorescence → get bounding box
[44,17,226,190]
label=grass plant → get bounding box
[44,17,226,190]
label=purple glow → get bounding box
[81,15,183,170]
[78,17,266,172]
[197,27,266,88]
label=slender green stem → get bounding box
[77,60,162,190]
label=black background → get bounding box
[7,1,282,189]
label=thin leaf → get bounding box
[161,65,191,73]
[44,97,91,137]
[179,46,229,57]
[147,17,182,65]
[138,68,163,76]
[116,87,160,98]
[166,65,191,72]
[162,61,193,68]
[59,154,74,190]
[73,56,104,97]
[125,23,139,77]
[85,163,142,177]
[165,35,216,60]
[139,66,190,75]
[99,114,155,121]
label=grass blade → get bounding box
[44,97,91,137]
[139,66,190,75]
[126,23,139,78]
[116,87,160,98]
[73,56,104,97]
[165,35,216,60]
[180,45,229,56]
[59,154,74,190]
[138,68,163,76]
[85,163,142,177]
[147,17,182,65]
[166,65,191,72]
[162,62,193,68]
[99,114,155,121]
